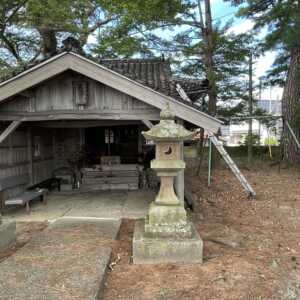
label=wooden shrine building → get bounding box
[0,40,221,211]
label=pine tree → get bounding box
[138,0,254,170]
[228,0,300,163]
[0,0,186,72]
[142,0,252,118]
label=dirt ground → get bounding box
[0,165,299,300]
[103,165,300,300]
[0,221,47,263]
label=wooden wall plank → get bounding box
[27,127,33,185]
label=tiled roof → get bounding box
[98,58,209,102]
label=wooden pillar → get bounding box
[8,134,13,166]
[27,127,33,185]
[52,129,56,169]
[79,128,85,147]
[138,125,144,155]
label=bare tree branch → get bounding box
[87,16,117,33]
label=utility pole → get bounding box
[258,77,262,145]
[259,77,262,101]
[248,51,253,164]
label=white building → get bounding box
[221,99,282,146]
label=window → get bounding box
[105,129,114,144]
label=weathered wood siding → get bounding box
[0,125,55,197]
[0,72,159,120]
[53,128,81,169]
[31,127,55,184]
[0,127,28,197]
[0,70,160,187]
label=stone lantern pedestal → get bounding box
[0,214,16,252]
[133,107,203,264]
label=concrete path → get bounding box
[0,218,121,300]
[3,190,155,222]
[0,190,154,299]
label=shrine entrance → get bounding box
[85,125,140,164]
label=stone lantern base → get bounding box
[0,220,16,251]
[133,219,203,264]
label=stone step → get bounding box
[0,220,16,252]
[0,218,121,300]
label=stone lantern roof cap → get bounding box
[143,106,195,141]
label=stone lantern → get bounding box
[133,105,203,264]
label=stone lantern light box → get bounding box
[133,105,203,264]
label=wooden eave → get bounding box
[0,52,222,132]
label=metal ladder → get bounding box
[208,132,256,198]
[286,121,300,150]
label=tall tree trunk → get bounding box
[282,47,300,163]
[200,0,218,168]
[204,0,217,116]
[197,0,217,115]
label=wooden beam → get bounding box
[176,83,191,103]
[27,120,142,128]
[142,120,154,129]
[0,111,160,122]
[0,120,22,144]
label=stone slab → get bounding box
[133,219,203,264]
[65,191,126,219]
[49,217,121,240]
[122,190,154,219]
[0,220,16,251]
[0,218,117,300]
[3,190,154,222]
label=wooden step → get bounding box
[82,170,139,178]
[82,177,139,185]
[80,183,139,191]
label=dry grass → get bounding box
[0,221,48,263]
